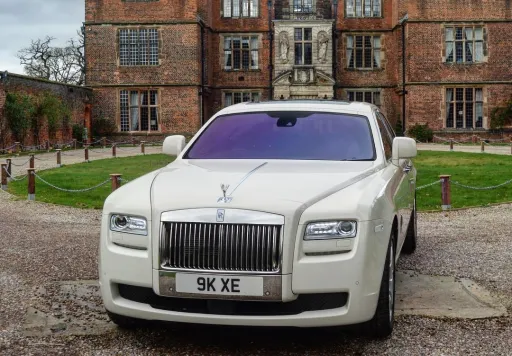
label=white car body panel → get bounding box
[99,100,417,328]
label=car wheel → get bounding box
[362,235,396,338]
[106,310,142,329]
[402,193,417,254]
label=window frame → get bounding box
[223,90,261,107]
[345,0,382,18]
[346,34,382,70]
[444,25,486,64]
[375,112,394,161]
[292,0,314,13]
[347,90,382,106]
[294,28,313,66]
[223,35,260,71]
[222,0,260,18]
[445,87,484,129]
[118,28,159,67]
[119,89,161,132]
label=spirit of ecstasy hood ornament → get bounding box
[218,184,232,203]
[221,184,230,199]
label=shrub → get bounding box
[4,92,37,144]
[395,117,404,137]
[490,98,512,130]
[408,123,434,143]
[72,123,85,141]
[38,92,71,140]
[92,117,117,137]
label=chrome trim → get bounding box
[161,208,284,225]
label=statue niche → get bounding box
[278,31,290,63]
[318,31,329,64]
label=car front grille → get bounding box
[160,222,282,273]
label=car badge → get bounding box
[218,184,232,203]
[216,209,225,222]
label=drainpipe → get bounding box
[268,0,274,100]
[198,17,206,126]
[399,14,408,134]
[332,0,339,99]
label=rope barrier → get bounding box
[451,179,512,191]
[33,173,111,193]
[2,166,28,181]
[10,158,32,167]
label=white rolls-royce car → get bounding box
[99,100,417,338]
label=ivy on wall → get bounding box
[490,98,512,130]
[4,92,36,144]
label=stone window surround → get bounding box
[222,89,261,107]
[221,0,260,18]
[345,0,383,18]
[344,33,385,70]
[116,26,162,67]
[345,89,382,106]
[441,23,488,65]
[118,88,161,133]
[220,33,263,72]
[441,86,487,130]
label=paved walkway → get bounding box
[6,146,163,177]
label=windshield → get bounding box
[184,111,376,161]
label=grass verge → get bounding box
[8,154,173,209]
[6,151,512,211]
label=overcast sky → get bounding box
[0,0,84,74]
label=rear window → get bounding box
[184,111,376,161]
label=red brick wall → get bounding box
[406,0,512,21]
[85,0,198,23]
[0,74,91,148]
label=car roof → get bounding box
[216,100,378,116]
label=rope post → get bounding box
[85,146,90,163]
[112,144,117,158]
[440,175,451,211]
[73,139,77,150]
[1,164,7,191]
[6,159,12,183]
[27,168,35,201]
[141,141,146,155]
[110,174,122,191]
[472,135,477,144]
[29,155,35,169]
[449,139,454,151]
[481,140,485,153]
[15,142,20,154]
[56,149,62,167]
[102,137,107,149]
[46,140,50,152]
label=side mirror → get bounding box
[162,135,186,156]
[392,137,417,166]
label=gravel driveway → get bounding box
[0,189,511,355]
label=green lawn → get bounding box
[6,151,512,211]
[414,151,512,211]
[8,154,173,209]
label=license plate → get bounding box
[175,273,263,297]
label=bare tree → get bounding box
[17,28,85,86]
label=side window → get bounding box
[376,113,393,161]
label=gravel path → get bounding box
[0,186,511,355]
[5,146,163,177]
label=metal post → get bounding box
[1,163,7,191]
[110,174,121,191]
[73,139,77,150]
[449,139,454,151]
[85,146,89,162]
[141,141,146,155]
[27,168,35,201]
[481,141,485,153]
[6,159,12,183]
[112,144,117,158]
[15,142,20,154]
[56,149,62,167]
[29,155,34,169]
[102,137,106,149]
[440,175,451,211]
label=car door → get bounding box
[376,112,412,252]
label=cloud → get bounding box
[0,0,84,74]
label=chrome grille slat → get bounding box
[163,222,282,273]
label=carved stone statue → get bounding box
[279,32,289,63]
[318,32,329,63]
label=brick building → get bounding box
[0,71,93,149]
[84,0,512,140]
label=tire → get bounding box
[361,235,396,338]
[402,193,417,254]
[106,310,142,329]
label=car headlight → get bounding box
[110,214,148,236]
[304,221,357,240]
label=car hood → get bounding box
[150,159,381,217]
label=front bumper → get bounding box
[99,217,391,327]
